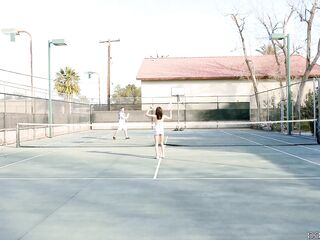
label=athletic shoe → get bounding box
[125,137,130,139]
[113,136,116,140]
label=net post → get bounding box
[16,123,20,148]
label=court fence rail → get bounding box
[1,78,319,145]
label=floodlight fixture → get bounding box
[270,33,287,40]
[50,39,67,46]
[269,32,292,135]
[2,28,34,99]
[48,38,67,137]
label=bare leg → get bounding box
[113,129,118,139]
[159,134,165,158]
[154,135,160,159]
[123,128,129,139]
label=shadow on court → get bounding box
[87,150,155,160]
[0,129,320,239]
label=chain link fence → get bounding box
[0,92,90,144]
[1,77,319,144]
[250,78,319,135]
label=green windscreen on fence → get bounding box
[191,102,249,121]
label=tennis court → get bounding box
[1,127,320,240]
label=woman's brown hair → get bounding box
[155,107,163,120]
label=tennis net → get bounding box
[16,119,319,148]
[16,123,91,147]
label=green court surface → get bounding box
[1,129,320,240]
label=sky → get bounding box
[0,0,318,101]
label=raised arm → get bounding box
[145,107,156,118]
[164,109,172,120]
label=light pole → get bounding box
[86,71,101,105]
[270,33,292,135]
[48,39,67,137]
[2,28,33,97]
[99,39,120,110]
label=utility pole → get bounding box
[99,39,120,110]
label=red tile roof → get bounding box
[136,55,320,81]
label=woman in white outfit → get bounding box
[113,107,130,140]
[145,106,172,160]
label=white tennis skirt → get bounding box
[154,124,164,136]
[117,120,127,130]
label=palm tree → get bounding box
[54,67,80,101]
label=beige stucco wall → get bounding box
[140,79,281,108]
[139,78,317,110]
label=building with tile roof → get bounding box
[136,55,320,99]
[136,55,320,127]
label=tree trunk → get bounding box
[295,37,320,117]
[231,14,261,121]
[293,0,320,116]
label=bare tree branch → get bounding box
[258,8,294,88]
[292,45,303,55]
[258,6,295,128]
[231,13,261,119]
[293,0,320,115]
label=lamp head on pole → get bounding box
[1,28,19,42]
[270,33,287,40]
[99,38,120,44]
[85,71,97,79]
[50,39,67,46]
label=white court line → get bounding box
[243,131,320,153]
[153,157,162,179]
[153,177,320,181]
[165,136,169,145]
[0,177,319,181]
[0,151,55,170]
[0,177,151,180]
[222,130,320,167]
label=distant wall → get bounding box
[91,103,250,124]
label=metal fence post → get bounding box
[318,78,320,123]
[317,78,320,144]
[16,123,20,148]
[313,78,316,137]
[280,86,284,132]
[4,93,6,145]
[89,104,93,130]
[184,96,187,129]
[267,91,269,122]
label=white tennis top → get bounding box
[118,111,126,123]
[154,119,164,135]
